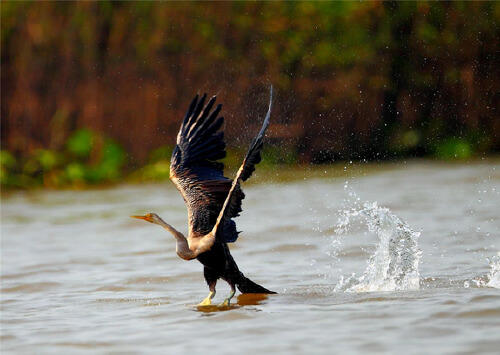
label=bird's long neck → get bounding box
[154,217,195,260]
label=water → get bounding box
[1,161,499,354]
[333,199,421,293]
[486,253,500,288]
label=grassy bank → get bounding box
[1,127,496,190]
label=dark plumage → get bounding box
[170,93,245,242]
[133,86,275,306]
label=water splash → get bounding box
[462,253,500,289]
[334,196,422,292]
[486,252,500,289]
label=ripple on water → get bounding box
[271,243,317,252]
[468,294,500,303]
[117,249,166,257]
[125,276,170,284]
[456,308,500,318]
[55,342,114,349]
[2,163,500,354]
[95,286,130,292]
[1,269,60,280]
[1,282,61,293]
[266,225,304,234]
[338,246,369,259]
[95,297,170,305]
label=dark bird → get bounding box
[132,87,275,306]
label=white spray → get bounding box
[334,184,422,292]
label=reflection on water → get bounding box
[236,293,270,305]
[1,161,499,353]
[195,294,270,314]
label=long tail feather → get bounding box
[237,274,276,294]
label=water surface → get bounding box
[2,161,499,354]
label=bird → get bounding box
[131,86,276,306]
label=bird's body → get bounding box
[132,87,275,305]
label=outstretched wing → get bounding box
[212,85,273,239]
[170,94,244,242]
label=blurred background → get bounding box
[1,1,499,188]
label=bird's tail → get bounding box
[236,273,276,294]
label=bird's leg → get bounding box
[198,281,216,306]
[221,283,236,306]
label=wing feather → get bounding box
[170,87,272,243]
[170,94,244,242]
[212,85,273,239]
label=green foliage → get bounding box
[0,150,16,169]
[261,146,299,166]
[131,161,170,182]
[65,163,86,182]
[0,150,17,186]
[2,2,499,189]
[128,145,174,182]
[66,129,94,158]
[148,146,173,163]
[1,129,127,188]
[434,138,473,160]
[36,149,60,170]
[85,140,126,182]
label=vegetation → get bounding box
[1,129,126,188]
[0,128,302,188]
[1,2,499,188]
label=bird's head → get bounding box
[130,212,162,224]
[130,212,186,244]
